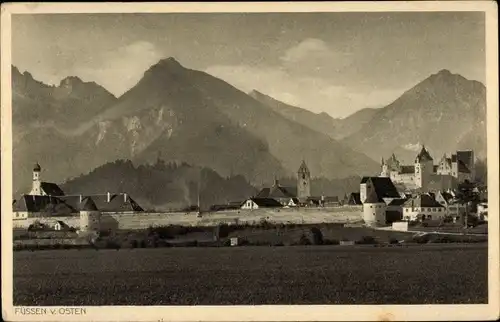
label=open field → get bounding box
[14,244,487,305]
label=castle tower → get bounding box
[297,160,311,201]
[29,162,42,195]
[380,157,390,177]
[414,145,434,190]
[362,188,386,227]
[79,197,101,233]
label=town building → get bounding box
[12,163,144,221]
[362,188,387,227]
[360,177,401,204]
[433,190,465,220]
[240,198,283,210]
[254,161,340,208]
[380,146,475,191]
[402,193,446,221]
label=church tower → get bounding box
[30,162,42,195]
[414,145,434,190]
[297,160,311,201]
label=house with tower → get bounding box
[380,145,475,192]
[251,160,339,208]
[12,162,144,225]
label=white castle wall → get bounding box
[12,206,363,230]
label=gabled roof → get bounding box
[364,188,383,203]
[256,185,296,199]
[58,194,144,212]
[298,160,310,174]
[403,194,445,208]
[41,182,65,196]
[347,193,362,205]
[249,198,282,208]
[437,191,454,203]
[12,195,74,215]
[81,197,98,211]
[362,177,401,199]
[388,198,407,206]
[415,146,433,162]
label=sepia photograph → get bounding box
[1,2,499,321]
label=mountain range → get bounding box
[12,60,486,201]
[12,58,380,196]
[249,90,379,140]
[251,70,487,165]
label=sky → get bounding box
[12,12,485,118]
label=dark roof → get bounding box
[456,150,474,168]
[388,198,407,206]
[347,193,362,205]
[363,177,401,199]
[33,162,41,172]
[361,177,370,184]
[415,146,433,162]
[256,185,296,199]
[41,182,65,196]
[364,188,383,203]
[59,194,144,212]
[457,160,471,173]
[323,196,339,203]
[250,198,283,208]
[13,193,144,214]
[12,195,74,215]
[437,191,454,203]
[451,154,457,162]
[433,165,438,172]
[81,197,98,211]
[400,166,415,174]
[403,194,445,208]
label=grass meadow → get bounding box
[14,244,487,305]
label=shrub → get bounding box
[298,233,311,245]
[323,239,340,245]
[389,238,399,244]
[310,227,324,245]
[356,236,377,245]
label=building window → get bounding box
[438,209,442,212]
[405,209,409,212]
[427,208,431,212]
[370,205,373,208]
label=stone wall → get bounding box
[13,206,364,230]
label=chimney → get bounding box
[124,193,127,202]
[107,192,111,203]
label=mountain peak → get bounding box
[155,57,184,69]
[437,69,453,76]
[59,76,84,87]
[144,57,185,78]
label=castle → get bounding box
[380,146,474,191]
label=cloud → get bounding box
[280,38,352,74]
[74,41,165,96]
[205,64,403,118]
